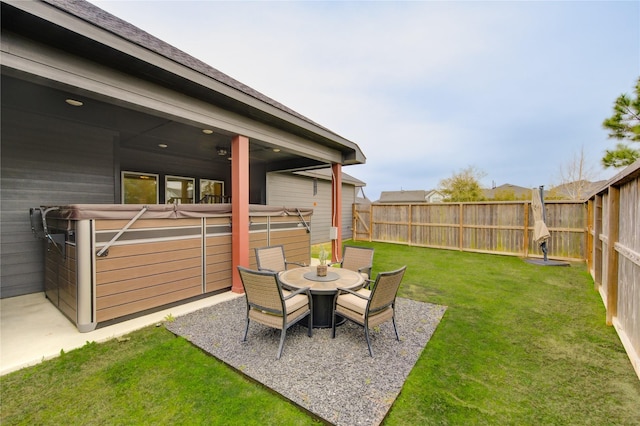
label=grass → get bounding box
[2,242,639,425]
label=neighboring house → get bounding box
[425,190,445,203]
[267,168,365,244]
[483,184,533,200]
[376,189,444,203]
[0,0,365,298]
[355,187,372,206]
[549,180,607,201]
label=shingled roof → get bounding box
[43,0,333,135]
[377,190,429,203]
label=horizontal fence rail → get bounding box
[354,201,586,261]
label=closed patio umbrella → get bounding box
[526,186,568,266]
[532,186,550,260]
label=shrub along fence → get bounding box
[353,160,640,379]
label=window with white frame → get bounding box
[166,175,195,204]
[199,179,225,203]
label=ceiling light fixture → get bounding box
[202,129,213,134]
[65,98,83,107]
[158,143,168,148]
[272,148,281,153]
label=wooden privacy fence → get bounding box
[587,161,640,380]
[353,200,586,261]
[354,161,640,379]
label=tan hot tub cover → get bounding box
[47,204,314,220]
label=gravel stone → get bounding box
[166,296,446,426]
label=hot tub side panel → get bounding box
[44,240,78,322]
[248,216,269,269]
[43,218,78,324]
[268,215,312,266]
[205,217,232,293]
[94,218,203,322]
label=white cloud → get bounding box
[92,0,639,199]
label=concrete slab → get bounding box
[0,291,242,376]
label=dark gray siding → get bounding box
[1,108,115,297]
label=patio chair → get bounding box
[331,266,407,357]
[331,245,374,288]
[237,266,313,359]
[255,245,306,273]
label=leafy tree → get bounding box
[602,77,640,168]
[439,165,486,202]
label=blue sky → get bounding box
[91,0,639,200]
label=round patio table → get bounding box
[279,266,364,328]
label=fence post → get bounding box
[408,204,412,245]
[605,186,620,326]
[594,195,603,291]
[352,203,357,242]
[369,203,373,242]
[586,200,593,272]
[458,203,463,251]
[523,201,529,258]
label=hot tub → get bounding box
[31,204,312,332]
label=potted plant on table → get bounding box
[317,248,328,277]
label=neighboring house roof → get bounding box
[482,184,532,200]
[293,168,365,187]
[377,190,431,203]
[376,189,444,203]
[550,180,607,200]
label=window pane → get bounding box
[122,172,158,204]
[200,179,225,203]
[166,176,194,204]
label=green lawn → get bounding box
[2,242,639,425]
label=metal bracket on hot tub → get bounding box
[30,206,66,259]
[96,206,148,257]
[296,208,311,233]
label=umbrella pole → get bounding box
[539,186,548,262]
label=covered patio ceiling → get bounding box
[2,74,327,173]
[1,0,365,173]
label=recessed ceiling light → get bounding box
[202,129,213,134]
[273,148,281,153]
[65,99,83,107]
[158,144,168,148]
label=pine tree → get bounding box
[602,77,640,168]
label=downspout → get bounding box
[331,163,342,263]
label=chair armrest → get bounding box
[257,267,278,273]
[283,286,311,299]
[361,278,374,290]
[357,265,372,274]
[336,287,371,300]
[285,261,307,268]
